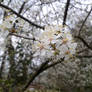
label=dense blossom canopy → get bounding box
[0,13,77,60]
[0,0,92,91]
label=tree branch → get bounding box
[63,0,71,25]
[75,36,92,50]
[76,55,92,58]
[42,58,64,71]
[78,7,92,35]
[76,48,88,54]
[0,3,44,29]
[22,57,64,91]
[18,1,26,14]
[0,54,6,79]
[9,33,38,41]
[22,59,49,91]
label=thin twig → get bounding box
[75,36,92,50]
[9,33,38,41]
[78,7,92,35]
[76,55,92,58]
[18,1,26,14]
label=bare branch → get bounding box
[22,57,64,91]
[78,7,92,35]
[7,0,12,5]
[0,54,6,79]
[22,59,49,91]
[0,3,44,29]
[76,55,92,58]
[63,0,71,25]
[77,48,88,54]
[75,36,92,50]
[9,33,37,41]
[23,2,37,14]
[18,1,26,14]
[70,4,88,13]
[43,58,64,71]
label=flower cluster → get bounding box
[0,14,30,56]
[32,25,77,60]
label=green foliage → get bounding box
[0,79,14,87]
[0,87,3,92]
[0,79,15,92]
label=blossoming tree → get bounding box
[0,0,92,92]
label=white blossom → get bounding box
[32,25,77,60]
